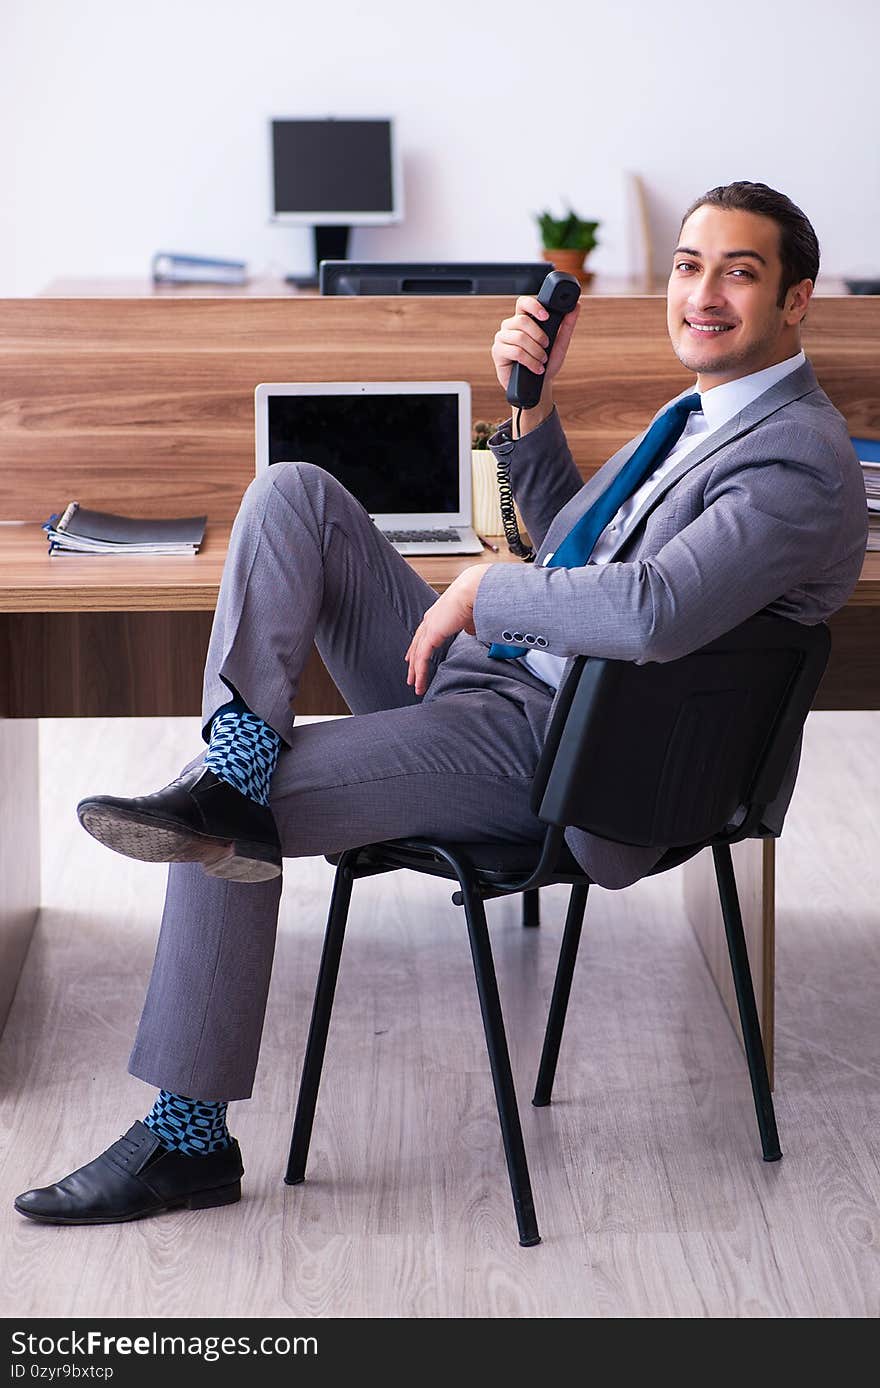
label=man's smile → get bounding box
[684,318,736,336]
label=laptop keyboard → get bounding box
[382,528,462,542]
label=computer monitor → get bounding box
[270,117,403,286]
[319,261,552,296]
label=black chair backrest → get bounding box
[531,613,830,849]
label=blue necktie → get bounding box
[489,392,703,659]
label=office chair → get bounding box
[285,613,830,1247]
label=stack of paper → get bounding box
[852,437,880,552]
[42,503,206,556]
[863,465,880,551]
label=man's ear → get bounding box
[786,278,813,326]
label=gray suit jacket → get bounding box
[474,359,868,888]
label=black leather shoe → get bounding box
[77,765,282,883]
[14,1121,244,1225]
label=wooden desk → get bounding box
[40,274,851,298]
[1,524,877,716]
[40,274,672,298]
[1,292,877,1073]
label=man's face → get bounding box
[666,204,811,389]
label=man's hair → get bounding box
[678,181,820,308]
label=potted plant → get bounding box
[535,207,600,285]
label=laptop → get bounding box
[254,381,482,555]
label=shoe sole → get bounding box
[14,1180,242,1225]
[77,805,281,884]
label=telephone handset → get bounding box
[497,270,582,560]
[506,270,582,411]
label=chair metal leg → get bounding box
[457,875,541,1247]
[285,852,356,1185]
[712,843,782,1162]
[522,889,540,928]
[532,884,590,1107]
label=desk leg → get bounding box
[0,720,40,1036]
[681,840,775,1088]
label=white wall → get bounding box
[2,0,878,295]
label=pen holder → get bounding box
[471,450,528,540]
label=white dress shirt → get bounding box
[520,350,807,689]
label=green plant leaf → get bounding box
[535,207,599,253]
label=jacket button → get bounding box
[536,636,548,648]
[524,633,536,644]
[501,630,514,642]
[512,632,524,643]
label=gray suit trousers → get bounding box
[128,463,554,1100]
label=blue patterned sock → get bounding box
[143,1090,231,1155]
[204,697,281,806]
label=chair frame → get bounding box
[285,614,830,1247]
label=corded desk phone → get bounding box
[498,270,581,560]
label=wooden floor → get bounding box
[1,712,878,1318]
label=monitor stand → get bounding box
[285,225,351,289]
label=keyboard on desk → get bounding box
[379,526,483,556]
[382,528,461,543]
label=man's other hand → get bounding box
[405,566,489,696]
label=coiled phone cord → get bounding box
[496,406,535,561]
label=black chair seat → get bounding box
[328,836,705,888]
[328,838,585,884]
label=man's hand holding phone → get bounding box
[491,292,581,436]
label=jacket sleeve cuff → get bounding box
[473,562,549,649]
[488,405,562,454]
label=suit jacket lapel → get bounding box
[536,436,639,562]
[598,360,820,562]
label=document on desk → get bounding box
[861,462,880,507]
[42,502,206,556]
[853,444,880,550]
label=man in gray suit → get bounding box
[15,181,867,1225]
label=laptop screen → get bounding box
[267,391,461,514]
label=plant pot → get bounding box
[541,247,594,287]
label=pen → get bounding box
[477,534,499,553]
